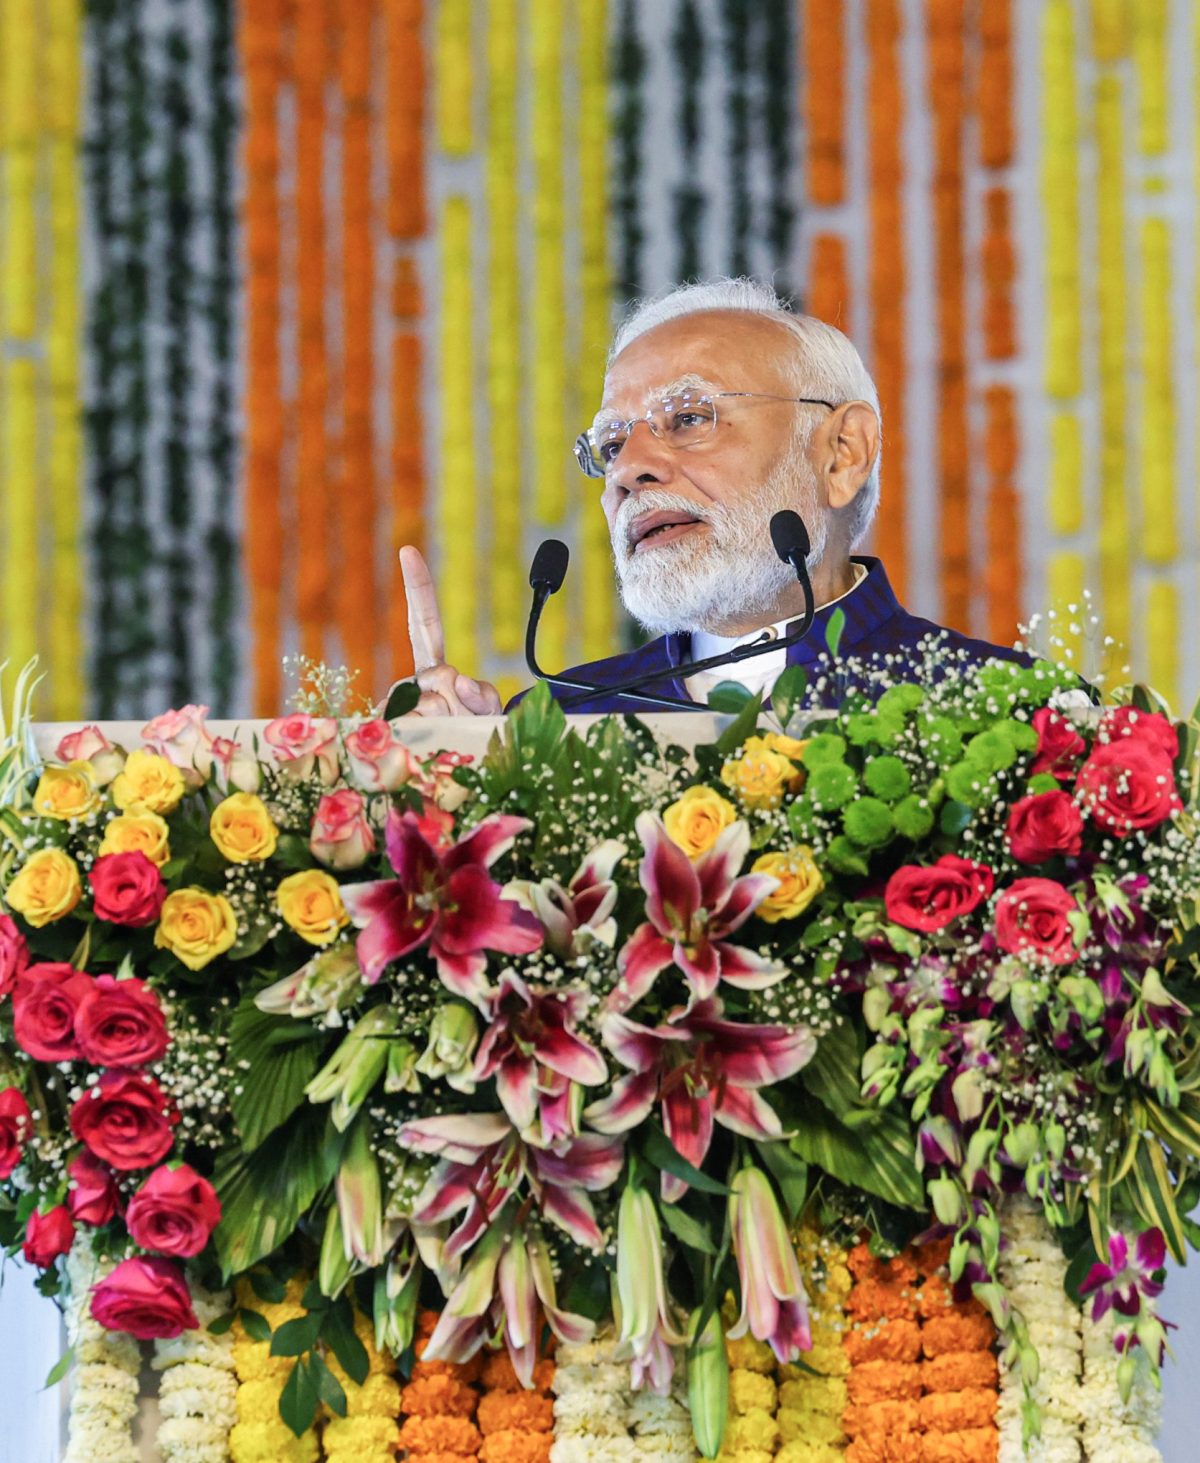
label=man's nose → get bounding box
[610,419,676,490]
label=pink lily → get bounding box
[611,813,785,1011]
[341,810,543,1008]
[506,840,627,958]
[615,1184,686,1394]
[424,1219,593,1385]
[586,999,814,1201]
[399,1111,624,1259]
[1079,1228,1166,1321]
[473,971,607,1140]
[728,1166,812,1363]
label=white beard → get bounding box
[611,456,828,636]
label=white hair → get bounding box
[609,277,882,548]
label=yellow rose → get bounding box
[210,793,279,863]
[276,870,350,947]
[4,848,82,927]
[663,785,738,859]
[112,749,186,815]
[155,887,238,970]
[32,762,102,821]
[751,847,824,923]
[720,736,800,810]
[762,731,809,774]
[98,811,172,867]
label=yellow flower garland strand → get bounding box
[774,1227,850,1463]
[1040,0,1082,401]
[436,0,474,155]
[322,1307,401,1462]
[229,1279,320,1463]
[438,195,479,670]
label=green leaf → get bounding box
[1063,1234,1100,1303]
[323,1295,370,1386]
[310,1351,348,1417]
[716,694,765,755]
[207,1311,236,1336]
[643,1123,731,1196]
[43,1347,74,1389]
[706,681,753,714]
[824,607,846,658]
[274,833,314,871]
[770,665,808,730]
[229,918,275,962]
[1144,1097,1200,1163]
[787,1096,924,1210]
[279,1356,320,1438]
[384,680,420,719]
[939,801,972,838]
[271,1312,325,1357]
[228,998,326,1151]
[658,1199,718,1255]
[756,1141,809,1223]
[802,1020,868,1118]
[249,1270,288,1304]
[1127,1140,1188,1263]
[238,1308,273,1342]
[214,1107,346,1278]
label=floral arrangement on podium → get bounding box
[1,646,1198,1463]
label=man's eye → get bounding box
[598,437,625,463]
[668,408,714,431]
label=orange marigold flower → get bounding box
[844,1360,922,1404]
[417,1311,442,1339]
[918,1276,988,1323]
[847,1244,918,1289]
[846,1278,919,1323]
[921,1352,999,1392]
[478,1431,554,1463]
[476,1392,554,1435]
[917,1387,997,1432]
[400,1373,479,1417]
[479,1353,555,1392]
[397,1415,481,1454]
[843,1317,922,1365]
[412,1354,485,1385]
[408,1455,484,1463]
[913,1237,952,1274]
[920,1427,999,1463]
[920,1312,994,1358]
[841,1398,919,1436]
[844,1429,925,1462]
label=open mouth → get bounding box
[629,511,705,554]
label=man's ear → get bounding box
[825,402,879,510]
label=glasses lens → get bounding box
[574,432,605,478]
[660,394,716,447]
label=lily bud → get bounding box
[615,1185,684,1392]
[336,1121,389,1266]
[687,1307,729,1459]
[415,1002,479,1093]
[306,1005,400,1129]
[319,1203,355,1297]
[385,1038,421,1094]
[256,943,363,1024]
[728,1167,811,1364]
[373,1240,421,1355]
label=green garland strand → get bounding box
[760,0,795,295]
[719,0,754,277]
[671,0,707,281]
[612,0,646,296]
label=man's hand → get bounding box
[397,546,503,716]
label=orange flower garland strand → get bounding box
[397,1309,483,1462]
[476,1350,556,1463]
[807,234,851,332]
[804,1,845,206]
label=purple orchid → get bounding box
[472,970,607,1140]
[399,1111,623,1260]
[341,809,543,1008]
[610,813,786,1011]
[1079,1228,1166,1320]
[506,840,626,958]
[586,999,814,1201]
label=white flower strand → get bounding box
[63,1242,141,1463]
[1077,1307,1162,1463]
[550,1333,640,1463]
[152,1280,238,1463]
[996,1199,1083,1463]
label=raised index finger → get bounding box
[399,546,446,670]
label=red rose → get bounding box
[1006,789,1085,864]
[76,974,169,1068]
[12,963,92,1062]
[884,855,995,933]
[0,914,29,998]
[126,1162,221,1257]
[23,1205,75,1268]
[90,1255,198,1339]
[0,1087,32,1179]
[89,851,167,927]
[1077,739,1182,836]
[994,877,1080,964]
[67,1149,122,1226]
[69,1070,179,1170]
[1029,707,1087,780]
[1101,706,1179,763]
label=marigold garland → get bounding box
[773,1227,849,1463]
[1041,0,1083,401]
[804,0,845,206]
[807,234,850,331]
[323,1306,401,1462]
[477,1344,555,1463]
[229,1278,320,1463]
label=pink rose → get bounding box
[12,963,93,1062]
[344,719,419,792]
[70,1071,179,1170]
[415,749,473,812]
[23,1205,75,1268]
[263,713,340,784]
[884,855,995,933]
[1029,707,1087,781]
[89,851,167,927]
[210,736,261,795]
[310,789,376,870]
[1101,706,1179,764]
[67,1150,122,1226]
[1006,789,1085,864]
[994,877,1080,964]
[1077,739,1182,836]
[0,1088,32,1178]
[76,974,170,1068]
[126,1163,221,1257]
[90,1255,198,1339]
[55,725,125,785]
[141,705,215,784]
[0,914,29,998]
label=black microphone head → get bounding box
[770,510,810,564]
[530,539,570,594]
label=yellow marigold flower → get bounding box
[729,1370,777,1415]
[780,1338,848,1379]
[155,887,238,970]
[210,793,279,863]
[112,748,186,815]
[720,736,799,810]
[342,1372,402,1417]
[775,1441,845,1463]
[750,846,824,922]
[777,1375,847,1418]
[33,763,101,820]
[99,810,172,867]
[724,1335,776,1374]
[662,785,737,858]
[777,1406,843,1445]
[5,847,82,927]
[276,870,350,948]
[230,1376,291,1423]
[228,1421,319,1463]
[322,1415,401,1454]
[724,1410,780,1453]
[716,1449,774,1463]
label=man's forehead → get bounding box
[593,373,719,424]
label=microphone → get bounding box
[770,509,810,573]
[530,539,569,596]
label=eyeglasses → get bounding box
[573,390,838,479]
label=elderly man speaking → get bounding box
[399,278,1018,716]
